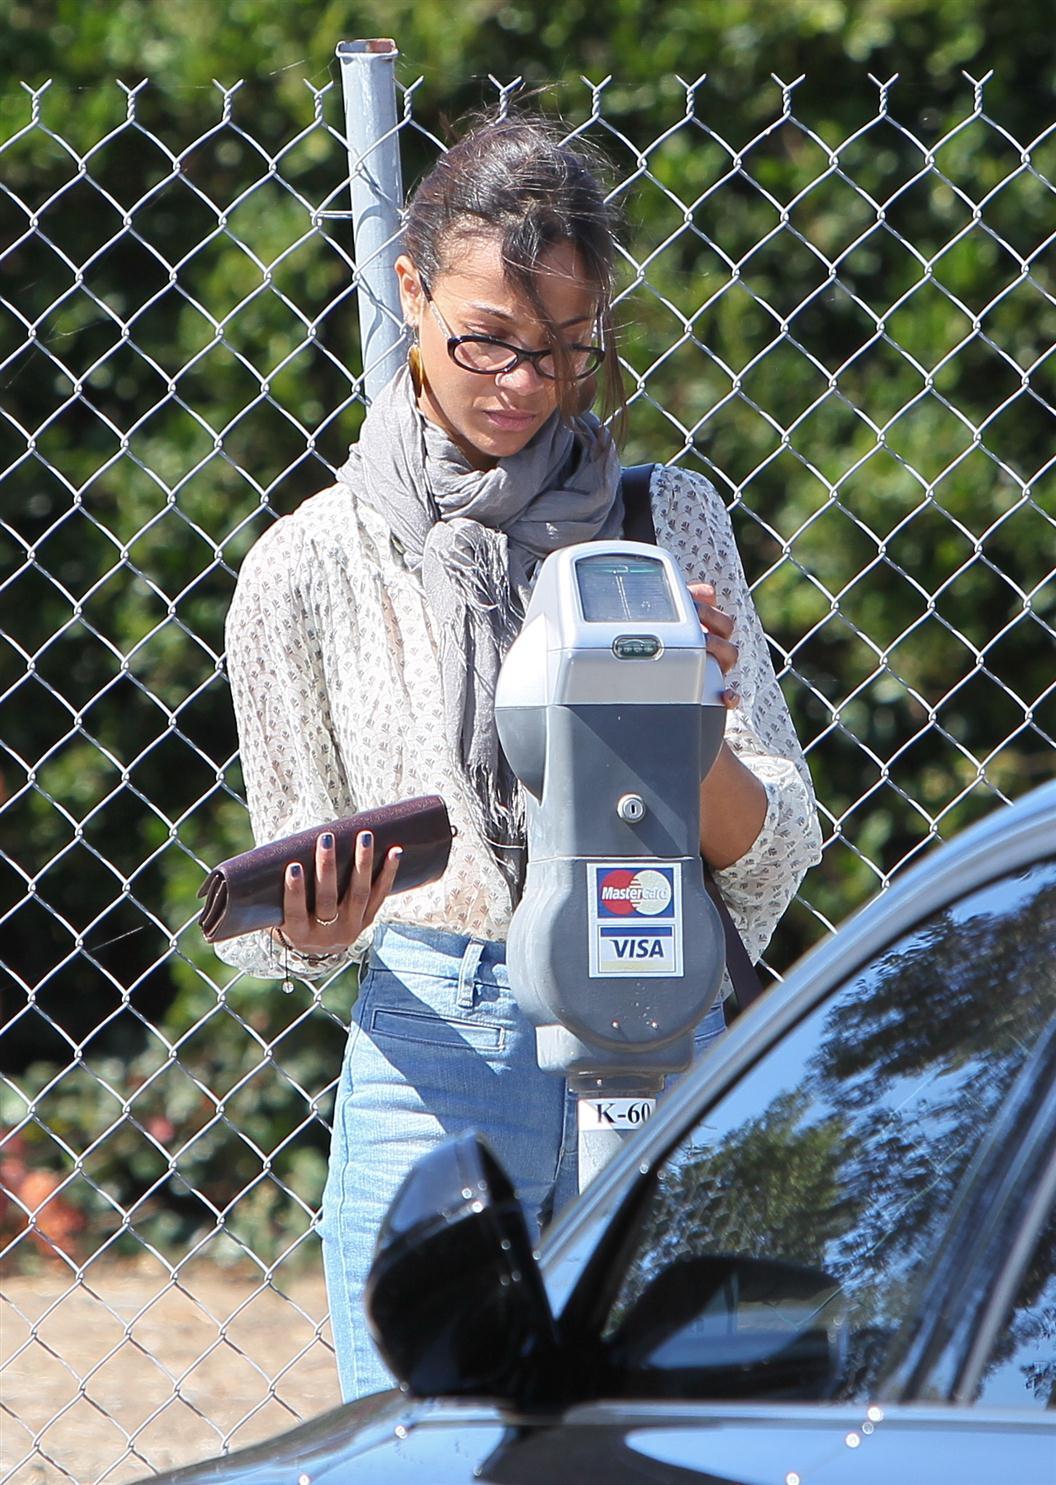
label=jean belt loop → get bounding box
[457,939,485,1009]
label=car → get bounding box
[146,781,1056,1484]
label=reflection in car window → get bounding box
[975,1210,1056,1408]
[604,860,1056,1401]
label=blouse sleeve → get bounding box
[651,466,822,963]
[212,517,358,981]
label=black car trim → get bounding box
[950,1065,1056,1403]
[558,880,1056,1373]
[547,784,1056,1308]
[545,785,1056,1373]
[957,1120,1056,1405]
[872,993,1056,1401]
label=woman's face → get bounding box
[395,234,598,470]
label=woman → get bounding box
[216,113,822,1400]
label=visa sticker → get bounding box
[588,862,683,978]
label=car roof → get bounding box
[541,778,1056,1305]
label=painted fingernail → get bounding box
[320,831,334,850]
[289,862,302,878]
[392,846,403,859]
[359,830,373,848]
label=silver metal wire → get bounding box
[1,69,1053,1483]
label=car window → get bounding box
[974,1208,1056,1409]
[601,859,1056,1402]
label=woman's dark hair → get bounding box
[402,111,625,432]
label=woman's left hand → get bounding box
[688,581,766,865]
[687,581,739,709]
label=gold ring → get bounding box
[315,911,340,926]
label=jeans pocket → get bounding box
[367,1004,506,1054]
[352,960,375,1007]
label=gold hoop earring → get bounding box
[408,342,423,397]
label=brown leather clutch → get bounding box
[197,795,454,943]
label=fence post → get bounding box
[336,38,406,402]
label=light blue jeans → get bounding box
[319,920,726,1401]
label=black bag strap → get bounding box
[702,871,765,1018]
[618,462,660,544]
[618,463,765,1022]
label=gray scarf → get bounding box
[339,365,623,898]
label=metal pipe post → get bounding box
[336,38,407,402]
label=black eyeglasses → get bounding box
[421,283,604,382]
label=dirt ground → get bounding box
[1,1258,342,1485]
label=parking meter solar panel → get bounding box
[575,553,678,623]
[495,541,729,1190]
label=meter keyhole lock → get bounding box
[617,794,646,824]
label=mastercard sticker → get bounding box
[588,862,684,978]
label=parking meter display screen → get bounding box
[576,555,678,623]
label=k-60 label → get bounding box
[578,1097,657,1131]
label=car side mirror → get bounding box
[364,1132,557,1400]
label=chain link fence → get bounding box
[2,62,1054,1483]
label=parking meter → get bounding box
[495,541,728,1188]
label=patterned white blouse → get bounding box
[215,464,822,985]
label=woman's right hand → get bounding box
[274,829,402,956]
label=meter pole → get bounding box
[336,38,406,402]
